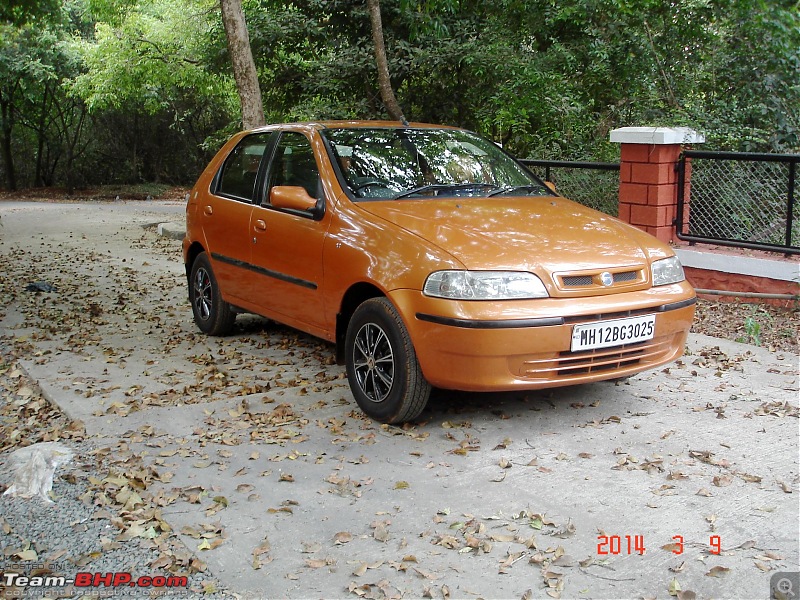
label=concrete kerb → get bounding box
[156,221,186,240]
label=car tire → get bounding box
[189,252,235,336]
[345,297,431,424]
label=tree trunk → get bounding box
[367,0,406,123]
[34,85,50,187]
[220,0,265,129]
[0,97,17,191]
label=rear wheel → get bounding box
[345,298,430,423]
[189,252,235,335]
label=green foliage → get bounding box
[736,308,768,346]
[743,316,762,347]
[1,0,798,190]
[1,0,236,189]
[0,12,90,189]
[71,0,233,115]
[0,0,62,26]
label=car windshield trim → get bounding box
[394,182,499,200]
[488,184,548,197]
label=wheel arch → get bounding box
[184,242,206,281]
[335,282,384,364]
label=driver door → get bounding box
[249,131,330,337]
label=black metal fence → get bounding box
[521,153,800,256]
[676,151,799,255]
[521,159,620,216]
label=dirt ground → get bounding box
[693,300,797,355]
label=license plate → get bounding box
[571,314,656,352]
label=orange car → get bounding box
[183,121,696,423]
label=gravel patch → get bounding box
[0,351,230,599]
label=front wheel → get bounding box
[189,252,235,335]
[345,298,431,423]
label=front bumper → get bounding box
[390,283,696,391]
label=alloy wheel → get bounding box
[352,322,395,403]
[193,267,213,321]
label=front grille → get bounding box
[559,269,642,289]
[613,270,638,283]
[562,275,593,287]
[555,346,645,376]
[516,337,674,379]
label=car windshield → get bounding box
[322,127,550,200]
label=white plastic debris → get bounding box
[3,442,74,503]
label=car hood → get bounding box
[358,196,651,273]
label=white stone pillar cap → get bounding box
[610,126,705,145]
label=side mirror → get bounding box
[544,181,557,193]
[270,186,324,219]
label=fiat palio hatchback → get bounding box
[183,121,696,423]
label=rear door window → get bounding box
[216,133,272,201]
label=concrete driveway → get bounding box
[0,200,797,599]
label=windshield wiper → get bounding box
[394,183,498,200]
[488,184,547,197]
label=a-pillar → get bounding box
[610,127,704,244]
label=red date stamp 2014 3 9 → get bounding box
[597,534,722,556]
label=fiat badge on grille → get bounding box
[600,272,614,287]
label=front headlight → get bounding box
[651,256,685,286]
[423,270,549,300]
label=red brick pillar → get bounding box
[610,127,704,244]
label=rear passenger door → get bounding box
[201,132,272,307]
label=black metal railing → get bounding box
[677,151,799,255]
[521,159,620,216]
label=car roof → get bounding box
[245,121,461,135]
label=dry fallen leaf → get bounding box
[413,567,440,580]
[373,523,389,543]
[552,554,576,567]
[334,531,353,545]
[252,539,271,556]
[668,578,681,596]
[16,549,38,561]
[305,558,334,569]
[670,561,686,573]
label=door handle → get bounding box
[203,205,213,216]
[254,219,267,232]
